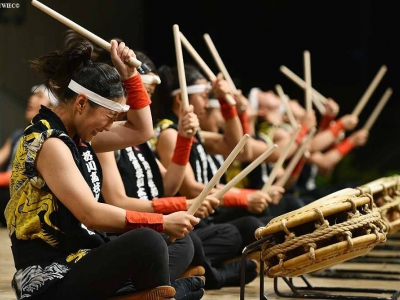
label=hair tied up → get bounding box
[83,59,93,67]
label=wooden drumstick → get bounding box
[169,134,250,242]
[352,65,387,116]
[303,50,312,113]
[173,25,189,110]
[261,125,301,193]
[179,31,236,106]
[173,25,193,134]
[280,65,328,112]
[363,88,393,132]
[31,0,142,68]
[213,144,278,199]
[203,33,237,93]
[275,127,316,188]
[275,84,299,128]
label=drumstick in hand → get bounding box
[280,65,327,114]
[169,134,250,242]
[363,87,392,132]
[275,84,298,128]
[261,125,301,193]
[275,127,316,188]
[203,33,237,93]
[213,144,278,199]
[31,0,142,68]
[352,65,387,116]
[179,31,236,106]
[304,50,312,113]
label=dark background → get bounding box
[1,0,399,184]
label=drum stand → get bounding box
[309,233,400,281]
[240,235,400,300]
[273,275,400,300]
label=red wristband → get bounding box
[291,157,307,177]
[125,210,164,232]
[296,123,309,144]
[328,120,345,137]
[219,98,238,120]
[239,188,257,196]
[0,170,11,187]
[123,74,151,110]
[335,138,354,156]
[223,191,249,207]
[152,197,187,214]
[319,114,335,131]
[171,135,193,166]
[239,111,251,134]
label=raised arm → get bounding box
[38,138,198,238]
[91,40,153,152]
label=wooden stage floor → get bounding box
[1,228,399,300]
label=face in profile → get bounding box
[76,98,123,142]
[188,78,210,118]
[25,92,51,121]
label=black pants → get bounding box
[161,233,194,282]
[211,194,305,226]
[190,223,242,289]
[0,187,9,227]
[33,228,170,300]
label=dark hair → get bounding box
[135,51,157,75]
[151,64,204,122]
[30,41,126,105]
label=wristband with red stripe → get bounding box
[223,191,249,207]
[239,111,251,134]
[171,134,193,166]
[219,98,238,120]
[334,138,354,156]
[123,74,151,110]
[328,120,345,137]
[152,197,187,214]
[296,123,310,144]
[125,210,164,232]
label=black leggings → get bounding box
[160,233,194,282]
[34,228,170,300]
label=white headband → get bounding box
[140,74,161,85]
[31,84,59,106]
[171,82,212,96]
[68,80,130,113]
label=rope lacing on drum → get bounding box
[369,223,383,242]
[304,243,317,261]
[262,212,382,262]
[344,198,360,219]
[281,219,295,240]
[343,231,353,249]
[314,209,329,229]
[277,253,287,271]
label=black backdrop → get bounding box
[141,0,400,184]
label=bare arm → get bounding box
[156,128,218,198]
[155,105,199,196]
[309,115,358,152]
[91,40,153,152]
[97,151,155,212]
[37,138,127,232]
[38,139,198,238]
[202,73,244,157]
[0,138,12,170]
